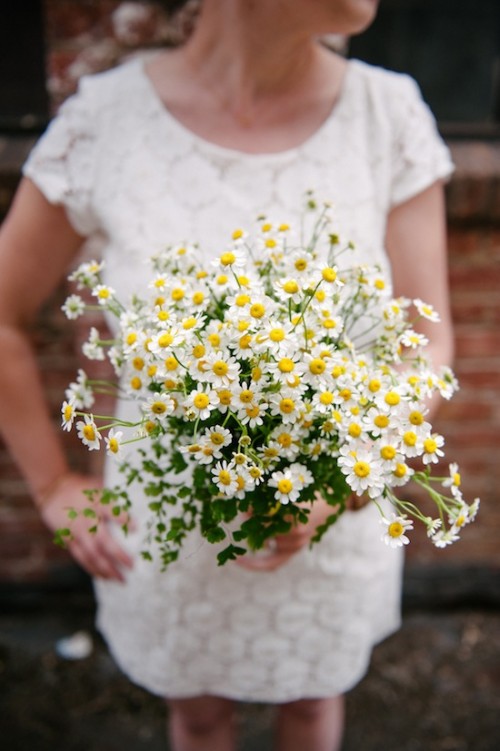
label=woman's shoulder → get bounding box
[348,58,421,98]
[69,56,145,109]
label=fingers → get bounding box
[235,550,294,572]
[67,513,134,581]
[69,525,133,582]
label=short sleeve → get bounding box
[390,75,454,207]
[22,77,99,236]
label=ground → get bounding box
[1,585,499,751]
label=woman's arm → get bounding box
[386,181,454,413]
[0,178,132,580]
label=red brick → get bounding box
[454,329,500,359]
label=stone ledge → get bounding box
[1,134,500,223]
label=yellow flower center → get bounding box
[192,291,205,305]
[368,379,381,393]
[193,393,210,410]
[182,317,197,330]
[403,431,417,447]
[409,410,424,426]
[278,358,295,373]
[208,333,220,347]
[192,344,205,358]
[235,293,251,307]
[245,405,260,418]
[388,521,404,538]
[280,398,295,414]
[158,333,174,348]
[210,432,225,446]
[348,423,362,438]
[252,366,263,381]
[309,358,326,375]
[424,437,438,454]
[83,425,96,441]
[108,438,119,454]
[319,391,334,405]
[239,334,252,349]
[171,287,184,301]
[283,280,299,294]
[132,356,144,370]
[322,267,337,283]
[295,258,307,271]
[385,391,400,406]
[353,461,370,478]
[64,404,73,421]
[218,470,232,486]
[277,478,293,494]
[380,445,397,461]
[239,389,254,404]
[220,252,236,266]
[217,389,232,406]
[269,328,285,342]
[250,303,266,318]
[126,332,137,346]
[278,433,293,447]
[212,360,229,376]
[151,401,167,415]
[374,414,390,429]
[130,376,142,390]
[164,357,178,371]
[393,463,408,478]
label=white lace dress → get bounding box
[24,56,453,702]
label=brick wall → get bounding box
[0,3,499,586]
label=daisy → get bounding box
[92,284,116,305]
[105,429,124,458]
[82,327,105,361]
[211,460,239,496]
[414,298,440,322]
[268,469,301,504]
[380,514,414,548]
[442,462,462,498]
[338,445,385,497]
[65,369,94,410]
[422,433,445,465]
[203,353,240,387]
[61,294,85,320]
[185,385,219,421]
[202,425,233,457]
[76,415,101,451]
[145,393,176,422]
[61,400,76,432]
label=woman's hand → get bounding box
[235,495,337,572]
[38,472,134,582]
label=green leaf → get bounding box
[205,526,226,544]
[217,544,247,565]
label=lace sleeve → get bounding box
[390,75,454,208]
[22,77,99,236]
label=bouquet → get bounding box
[59,200,479,567]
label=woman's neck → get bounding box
[178,0,342,125]
[145,0,348,151]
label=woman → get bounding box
[0,1,454,749]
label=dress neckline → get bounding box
[135,55,358,161]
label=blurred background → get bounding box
[0,1,499,749]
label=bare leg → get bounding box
[167,694,236,751]
[275,695,345,751]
